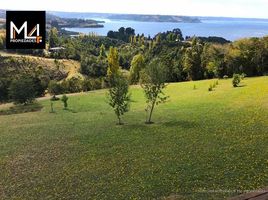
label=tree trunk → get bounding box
[117,115,122,125]
[147,100,156,124]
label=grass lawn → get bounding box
[0,77,267,199]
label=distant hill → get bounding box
[0,10,104,29]
[49,11,201,23]
[108,14,201,23]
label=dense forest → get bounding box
[0,26,268,103]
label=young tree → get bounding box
[129,54,145,84]
[140,58,168,124]
[50,101,55,113]
[98,44,106,60]
[232,74,241,87]
[61,94,69,110]
[9,76,36,105]
[107,74,131,125]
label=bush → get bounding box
[0,78,10,102]
[80,56,107,77]
[66,77,83,93]
[48,80,64,95]
[82,79,93,91]
[208,84,213,91]
[9,76,36,104]
[82,78,106,92]
[232,74,241,87]
[90,78,102,90]
[241,73,247,80]
[61,94,69,109]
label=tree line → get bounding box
[1,27,268,104]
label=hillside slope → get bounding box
[0,77,267,199]
[0,51,82,80]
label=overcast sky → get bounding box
[1,0,268,19]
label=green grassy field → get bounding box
[0,77,267,199]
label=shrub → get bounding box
[82,78,104,92]
[0,78,10,102]
[82,79,93,91]
[90,78,102,90]
[48,80,63,95]
[232,74,241,87]
[216,80,219,85]
[208,84,213,91]
[80,56,107,77]
[61,94,68,110]
[9,76,36,104]
[66,77,83,93]
[241,73,247,80]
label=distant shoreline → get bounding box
[49,11,201,23]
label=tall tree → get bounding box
[49,27,60,48]
[98,44,106,60]
[129,54,145,84]
[107,47,120,79]
[183,38,203,80]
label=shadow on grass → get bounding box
[63,108,78,113]
[0,102,43,115]
[237,84,247,87]
[163,120,197,128]
[124,120,197,130]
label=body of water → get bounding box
[65,18,268,41]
